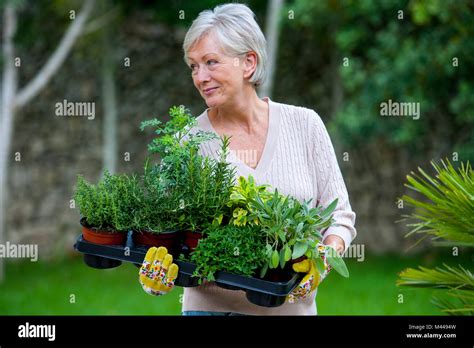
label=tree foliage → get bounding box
[289,0,474,159]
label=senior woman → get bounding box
[138,3,356,316]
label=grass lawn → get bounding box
[0,252,460,315]
[317,253,443,315]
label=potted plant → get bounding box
[131,160,182,254]
[225,175,349,279]
[139,106,235,253]
[74,171,129,246]
[74,170,141,268]
[110,172,143,232]
[189,224,267,282]
[179,136,235,252]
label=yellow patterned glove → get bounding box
[139,246,179,296]
[287,244,332,302]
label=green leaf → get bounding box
[279,248,286,268]
[397,264,474,290]
[320,198,338,218]
[401,159,474,245]
[292,241,308,259]
[314,256,325,274]
[207,271,215,282]
[260,263,268,278]
[266,243,273,256]
[296,222,304,234]
[271,250,279,269]
[326,250,349,278]
[284,245,292,262]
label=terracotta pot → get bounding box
[133,230,181,253]
[183,230,203,252]
[80,218,127,245]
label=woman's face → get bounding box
[187,33,250,108]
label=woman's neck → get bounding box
[209,89,268,134]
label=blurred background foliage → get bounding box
[288,0,474,158]
[0,0,472,315]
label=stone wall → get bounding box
[6,11,434,259]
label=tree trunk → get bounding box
[0,2,18,282]
[0,0,94,282]
[259,0,284,99]
[101,0,118,175]
[14,0,95,109]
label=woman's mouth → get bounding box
[203,87,218,96]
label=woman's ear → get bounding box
[242,51,258,80]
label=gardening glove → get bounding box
[287,244,332,302]
[139,246,179,296]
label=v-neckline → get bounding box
[201,97,280,176]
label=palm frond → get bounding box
[398,264,474,314]
[397,264,474,290]
[397,159,474,315]
[431,296,474,315]
[401,159,474,244]
[431,290,474,315]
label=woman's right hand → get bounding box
[139,246,179,296]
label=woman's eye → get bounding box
[207,60,217,65]
[189,64,197,70]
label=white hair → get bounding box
[183,3,267,87]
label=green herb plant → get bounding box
[74,175,113,231]
[226,176,349,278]
[133,159,178,232]
[183,136,235,230]
[190,224,267,282]
[106,172,143,232]
[74,170,142,232]
[140,106,236,232]
[226,175,273,226]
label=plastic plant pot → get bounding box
[83,253,122,269]
[215,282,241,291]
[80,218,127,269]
[183,230,203,252]
[173,260,200,287]
[80,218,127,245]
[263,269,293,283]
[245,290,287,307]
[132,230,181,255]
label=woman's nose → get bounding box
[194,66,211,84]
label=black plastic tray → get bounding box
[74,233,304,307]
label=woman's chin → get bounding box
[204,96,223,108]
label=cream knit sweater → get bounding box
[182,98,357,315]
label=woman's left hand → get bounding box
[323,235,345,255]
[287,243,333,302]
[287,236,346,302]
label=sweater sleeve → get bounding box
[309,110,356,254]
